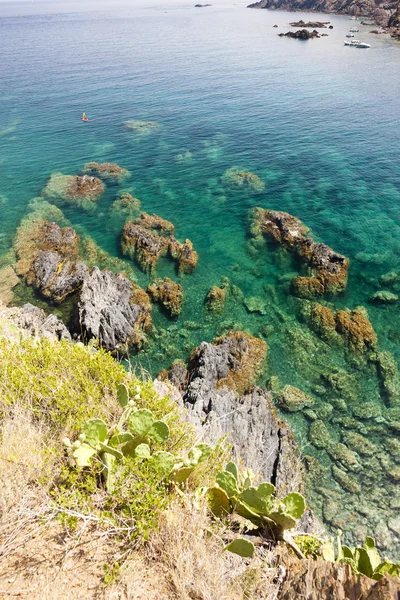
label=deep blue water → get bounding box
[1,0,400,555]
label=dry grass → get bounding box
[0,404,56,521]
[147,498,279,600]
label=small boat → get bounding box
[350,26,359,32]
[349,16,357,20]
[346,32,355,37]
[344,39,360,45]
[355,41,371,48]
[82,112,89,122]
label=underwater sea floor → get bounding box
[1,0,400,556]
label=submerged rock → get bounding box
[275,385,315,412]
[303,302,377,353]
[379,271,400,286]
[82,162,130,182]
[222,167,265,192]
[206,285,227,312]
[0,265,19,305]
[244,296,267,315]
[147,277,183,317]
[122,213,198,274]
[124,120,160,135]
[110,193,141,219]
[370,290,399,304]
[76,267,152,352]
[43,172,104,210]
[249,208,349,297]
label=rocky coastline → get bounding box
[247,0,400,39]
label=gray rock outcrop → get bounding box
[76,267,151,352]
[0,303,71,341]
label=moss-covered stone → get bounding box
[43,172,104,210]
[379,271,400,286]
[327,442,359,471]
[206,285,227,312]
[352,402,381,420]
[275,385,315,412]
[222,167,265,192]
[147,277,184,318]
[332,465,361,493]
[309,420,330,449]
[110,192,141,219]
[244,296,267,315]
[370,290,399,304]
[375,351,400,407]
[341,431,376,456]
[82,162,130,182]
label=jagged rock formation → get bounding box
[0,302,71,341]
[249,208,349,297]
[13,211,152,353]
[122,212,198,274]
[247,0,400,31]
[160,331,301,495]
[76,267,152,352]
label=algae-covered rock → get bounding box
[323,498,338,523]
[43,172,104,210]
[370,290,399,304]
[244,296,267,315]
[352,402,381,420]
[275,385,315,412]
[332,465,361,493]
[206,285,227,312]
[83,162,130,182]
[375,351,400,407]
[0,265,19,305]
[222,167,265,192]
[341,431,376,456]
[124,120,160,135]
[122,213,197,275]
[327,442,359,471]
[387,438,400,458]
[309,419,330,449]
[248,208,349,297]
[147,277,183,318]
[316,403,333,419]
[379,271,400,286]
[109,192,141,219]
[335,307,377,352]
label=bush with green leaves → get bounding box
[209,462,306,558]
[64,383,213,492]
[322,531,400,581]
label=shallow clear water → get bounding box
[1,0,400,554]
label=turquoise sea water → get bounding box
[1,0,400,554]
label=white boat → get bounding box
[346,32,355,37]
[344,39,370,48]
[349,16,358,20]
[350,26,359,31]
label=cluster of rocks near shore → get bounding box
[248,0,400,39]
